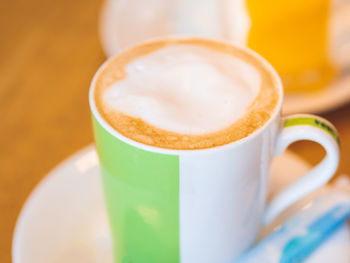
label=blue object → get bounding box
[236,197,350,263]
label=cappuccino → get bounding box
[94,38,279,149]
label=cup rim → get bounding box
[89,37,284,155]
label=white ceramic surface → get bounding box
[99,0,350,115]
[12,145,350,263]
[282,74,350,115]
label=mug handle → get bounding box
[263,114,340,224]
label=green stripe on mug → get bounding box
[93,117,180,263]
[284,116,339,144]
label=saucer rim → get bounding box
[11,145,96,263]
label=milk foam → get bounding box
[103,45,261,134]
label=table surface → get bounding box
[1,0,350,262]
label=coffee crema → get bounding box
[94,38,280,150]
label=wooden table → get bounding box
[1,0,349,262]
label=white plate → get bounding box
[282,74,350,115]
[99,0,350,115]
[12,145,350,263]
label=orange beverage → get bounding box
[246,0,336,92]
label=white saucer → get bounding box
[282,74,350,115]
[12,145,350,263]
[99,0,350,115]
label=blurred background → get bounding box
[1,0,350,262]
[1,0,104,261]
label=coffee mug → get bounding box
[90,39,340,263]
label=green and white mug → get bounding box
[90,40,339,263]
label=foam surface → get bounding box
[103,45,261,134]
